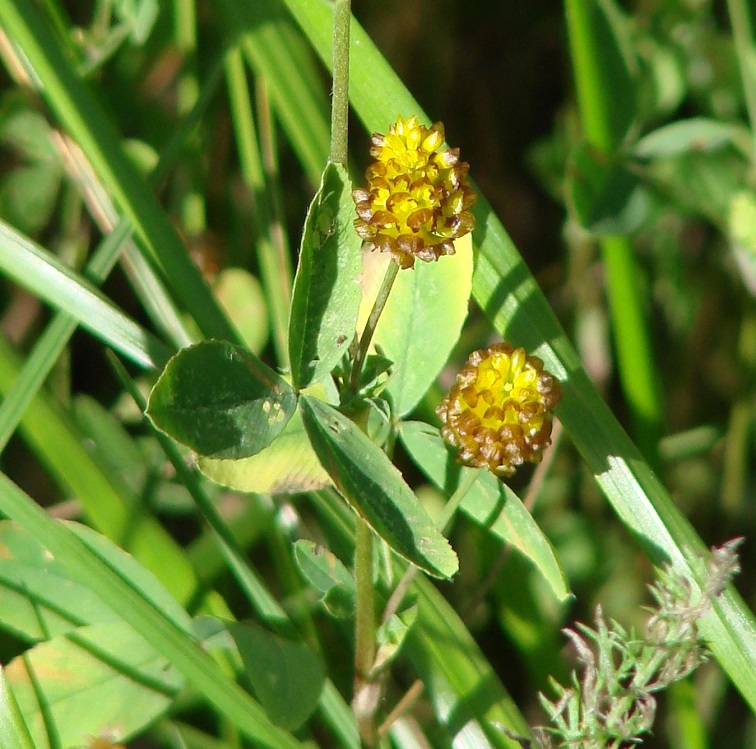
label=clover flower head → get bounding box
[436,342,562,477]
[353,115,476,269]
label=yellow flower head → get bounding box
[436,342,562,477]
[353,115,476,269]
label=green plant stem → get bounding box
[352,518,377,748]
[330,0,350,165]
[349,261,399,392]
[564,0,662,464]
[727,0,756,163]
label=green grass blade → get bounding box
[218,0,330,186]
[0,667,35,749]
[0,58,222,452]
[408,577,531,748]
[0,0,238,343]
[224,47,291,366]
[0,220,173,369]
[0,472,304,749]
[264,0,756,710]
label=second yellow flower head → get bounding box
[436,342,562,477]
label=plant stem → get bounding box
[330,0,351,165]
[350,260,399,392]
[352,518,378,748]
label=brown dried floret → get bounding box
[436,342,562,477]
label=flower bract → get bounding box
[353,115,476,269]
[436,342,562,477]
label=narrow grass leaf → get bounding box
[0,220,172,369]
[216,0,330,185]
[0,473,303,749]
[5,622,183,749]
[0,519,188,642]
[289,162,363,389]
[399,421,570,602]
[565,0,637,148]
[227,621,325,732]
[300,394,458,579]
[407,580,530,748]
[147,340,296,459]
[0,667,35,749]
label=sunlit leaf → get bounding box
[359,233,473,416]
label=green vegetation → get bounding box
[0,1,753,748]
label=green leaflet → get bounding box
[227,621,325,732]
[147,340,296,460]
[300,395,458,580]
[289,162,363,390]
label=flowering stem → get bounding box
[352,518,378,747]
[330,0,350,166]
[377,469,478,738]
[349,260,399,393]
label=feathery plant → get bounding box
[531,540,742,749]
[0,1,753,748]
